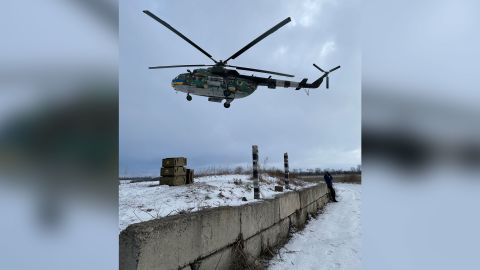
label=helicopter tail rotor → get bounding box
[312,64,340,89]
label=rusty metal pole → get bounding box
[284,152,290,189]
[252,145,260,199]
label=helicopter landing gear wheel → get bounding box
[186,94,192,101]
[223,102,231,108]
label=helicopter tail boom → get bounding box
[295,78,308,90]
[270,64,341,90]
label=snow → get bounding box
[119,174,315,231]
[268,183,361,270]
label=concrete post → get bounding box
[252,145,260,199]
[284,152,290,189]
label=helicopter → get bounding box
[143,10,340,108]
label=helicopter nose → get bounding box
[171,78,185,87]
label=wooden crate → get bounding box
[162,157,187,168]
[186,169,194,184]
[161,166,186,177]
[159,176,186,186]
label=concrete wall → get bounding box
[120,183,330,270]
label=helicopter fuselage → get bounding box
[171,68,257,101]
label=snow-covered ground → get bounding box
[119,174,315,231]
[268,184,361,270]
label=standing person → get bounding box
[323,171,338,202]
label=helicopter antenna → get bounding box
[143,10,218,64]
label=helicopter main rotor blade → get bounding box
[224,17,291,63]
[329,65,341,72]
[148,64,213,69]
[227,65,294,78]
[143,10,217,63]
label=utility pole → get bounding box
[252,145,260,199]
[284,152,290,189]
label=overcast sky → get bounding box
[120,0,360,176]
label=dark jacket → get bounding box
[323,173,333,187]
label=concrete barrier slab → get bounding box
[295,208,308,228]
[120,184,330,270]
[277,192,300,220]
[244,233,262,258]
[260,218,290,250]
[119,229,142,270]
[120,206,241,270]
[196,246,233,270]
[306,202,317,214]
[299,186,320,208]
[240,199,279,239]
[300,184,328,207]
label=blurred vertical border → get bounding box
[363,0,480,269]
[0,1,118,269]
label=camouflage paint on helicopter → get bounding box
[170,67,332,102]
[143,10,340,108]
[172,69,257,101]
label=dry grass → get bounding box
[298,174,362,184]
[230,238,264,270]
[333,174,362,183]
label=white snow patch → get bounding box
[268,184,361,270]
[119,174,315,232]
